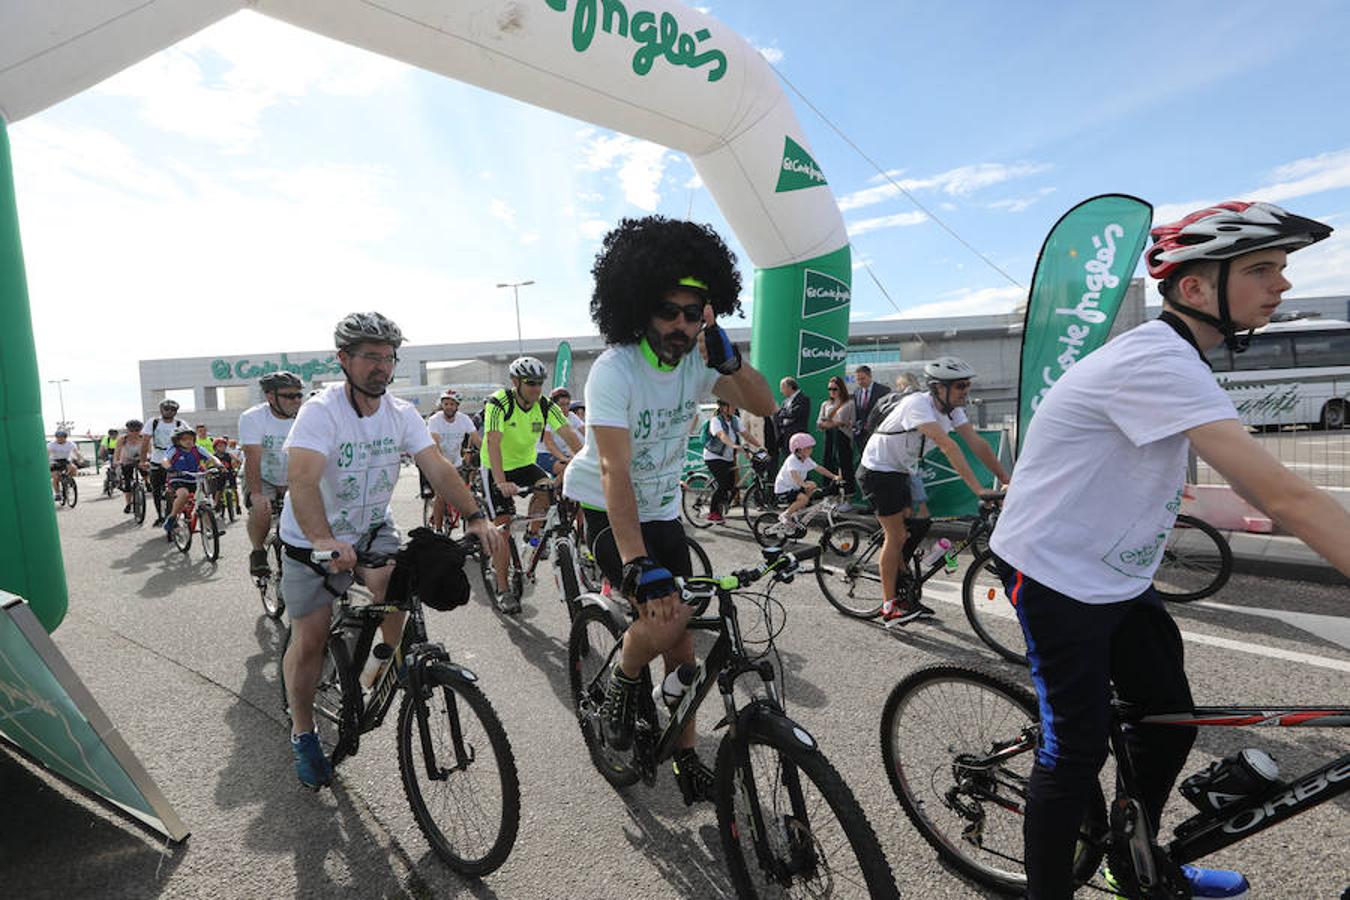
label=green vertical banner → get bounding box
[1016,194,1152,456]
[751,244,852,439]
[0,120,68,633]
[554,340,572,391]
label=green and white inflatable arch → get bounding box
[0,0,851,631]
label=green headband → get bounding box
[677,276,709,291]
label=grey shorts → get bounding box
[280,524,403,621]
[245,479,287,511]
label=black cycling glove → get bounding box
[702,320,742,375]
[621,556,677,603]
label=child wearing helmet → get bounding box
[161,425,217,537]
[773,431,841,528]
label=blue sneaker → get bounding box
[291,731,333,789]
[1105,863,1249,899]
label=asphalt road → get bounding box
[4,475,1347,899]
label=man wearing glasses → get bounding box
[241,371,306,578]
[481,355,582,612]
[859,356,1009,624]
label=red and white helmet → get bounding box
[1145,201,1331,281]
[787,432,816,454]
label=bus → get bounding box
[1206,316,1350,429]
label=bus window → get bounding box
[1232,334,1294,371]
[1292,330,1350,368]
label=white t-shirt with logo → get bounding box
[861,392,967,474]
[48,441,77,462]
[774,452,816,494]
[279,384,434,548]
[564,344,719,522]
[147,416,187,463]
[702,414,742,463]
[238,403,295,486]
[426,411,477,467]
[990,319,1238,604]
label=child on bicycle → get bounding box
[161,425,217,538]
[773,432,841,530]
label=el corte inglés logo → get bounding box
[802,269,851,317]
[776,136,827,193]
[797,330,848,378]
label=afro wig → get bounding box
[590,216,743,345]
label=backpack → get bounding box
[864,389,911,437]
[386,527,470,612]
[486,390,555,426]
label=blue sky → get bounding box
[12,1,1350,431]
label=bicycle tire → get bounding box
[1154,513,1232,602]
[553,541,583,622]
[567,604,641,788]
[225,491,237,523]
[199,508,221,561]
[740,483,773,530]
[279,623,357,762]
[508,537,524,603]
[477,541,499,605]
[750,511,797,548]
[103,469,115,498]
[132,483,147,524]
[814,523,883,619]
[261,537,286,620]
[685,535,713,578]
[64,475,78,508]
[880,663,1104,894]
[682,472,716,529]
[716,713,899,899]
[172,513,193,553]
[961,549,1027,666]
[397,669,521,877]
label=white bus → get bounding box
[1206,316,1350,429]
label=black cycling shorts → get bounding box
[583,508,692,588]
[857,464,913,517]
[482,463,548,519]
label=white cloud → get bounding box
[489,198,517,226]
[756,45,784,64]
[988,187,1057,213]
[580,133,672,211]
[846,211,929,237]
[839,161,1051,212]
[579,219,612,240]
[684,174,704,190]
[1154,147,1350,225]
[877,285,1025,320]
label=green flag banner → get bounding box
[554,340,572,391]
[1016,194,1152,456]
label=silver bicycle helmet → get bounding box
[333,312,405,351]
[923,356,977,383]
[508,356,547,380]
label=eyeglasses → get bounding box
[275,391,304,400]
[352,351,398,366]
[521,379,544,387]
[654,300,705,324]
[828,387,840,393]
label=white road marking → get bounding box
[921,581,1350,673]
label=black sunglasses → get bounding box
[521,378,545,386]
[654,300,705,324]
[275,391,304,400]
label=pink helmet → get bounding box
[788,432,816,454]
[1145,201,1331,282]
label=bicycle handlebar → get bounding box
[676,544,821,605]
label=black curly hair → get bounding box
[590,216,743,345]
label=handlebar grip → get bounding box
[309,550,340,562]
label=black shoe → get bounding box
[248,549,271,578]
[123,504,131,514]
[152,516,165,527]
[672,748,717,805]
[600,668,641,751]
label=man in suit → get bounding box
[851,365,891,445]
[773,377,811,468]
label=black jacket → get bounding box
[852,382,891,441]
[774,390,811,443]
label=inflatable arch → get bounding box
[0,0,851,630]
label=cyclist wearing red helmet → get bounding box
[990,201,1350,899]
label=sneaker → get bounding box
[496,589,521,615]
[1104,863,1249,899]
[672,748,717,805]
[600,668,641,751]
[123,503,132,514]
[53,493,62,503]
[705,511,725,523]
[291,730,333,790]
[249,549,271,578]
[881,597,923,626]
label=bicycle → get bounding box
[962,511,1234,666]
[814,491,1005,621]
[256,495,286,620]
[128,465,149,525]
[165,470,221,562]
[55,466,78,508]
[421,463,477,537]
[748,479,847,548]
[279,538,520,876]
[880,661,1350,896]
[567,545,899,897]
[102,459,119,498]
[213,470,241,524]
[682,449,775,530]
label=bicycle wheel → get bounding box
[682,471,716,529]
[397,670,521,877]
[225,491,237,523]
[685,534,713,578]
[741,483,774,530]
[63,475,78,508]
[199,508,220,562]
[814,523,883,619]
[567,604,641,788]
[750,512,793,548]
[172,513,193,553]
[715,713,899,899]
[553,541,583,622]
[261,538,286,620]
[1153,514,1232,602]
[132,483,147,524]
[103,469,115,498]
[880,663,1104,894]
[961,549,1027,666]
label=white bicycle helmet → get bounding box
[508,356,547,381]
[333,312,405,351]
[923,356,977,383]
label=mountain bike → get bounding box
[962,511,1234,666]
[682,449,775,530]
[55,467,78,508]
[880,662,1350,896]
[568,545,899,897]
[748,479,847,548]
[815,491,1004,621]
[256,495,286,620]
[166,470,221,562]
[128,465,148,525]
[280,539,520,877]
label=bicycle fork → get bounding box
[408,644,478,781]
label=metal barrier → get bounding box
[1189,410,1350,493]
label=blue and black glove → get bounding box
[703,320,742,375]
[621,555,677,603]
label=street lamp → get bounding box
[47,378,70,432]
[496,280,535,355]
